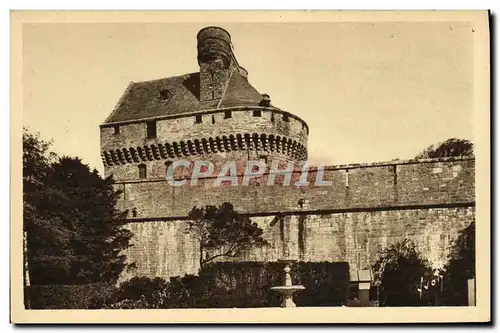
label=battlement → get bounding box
[101,106,309,181]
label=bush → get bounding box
[372,239,433,306]
[106,261,350,308]
[26,283,116,309]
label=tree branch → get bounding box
[202,243,240,265]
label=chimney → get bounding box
[197,27,235,102]
[260,94,271,107]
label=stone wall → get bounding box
[118,156,475,280]
[115,157,474,218]
[121,206,475,280]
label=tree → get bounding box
[441,222,475,306]
[187,203,269,268]
[23,128,133,286]
[23,128,73,287]
[372,239,433,306]
[47,157,134,284]
[415,138,474,159]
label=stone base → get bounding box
[281,295,296,308]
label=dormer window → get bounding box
[146,121,157,139]
[159,89,172,100]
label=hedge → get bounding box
[26,261,350,309]
[25,283,116,309]
[106,261,350,308]
[196,261,350,308]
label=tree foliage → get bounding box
[187,203,269,267]
[415,138,474,159]
[372,239,433,306]
[23,127,133,286]
[441,222,475,305]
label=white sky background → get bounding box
[22,21,474,175]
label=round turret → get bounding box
[100,26,309,182]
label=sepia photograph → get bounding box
[10,10,490,323]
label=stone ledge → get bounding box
[123,201,475,223]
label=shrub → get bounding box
[106,261,350,309]
[372,239,433,306]
[26,283,116,309]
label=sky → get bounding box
[22,21,474,175]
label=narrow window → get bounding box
[283,113,289,122]
[195,114,202,124]
[224,110,232,119]
[212,91,215,99]
[138,164,147,179]
[146,121,156,139]
[271,113,275,122]
[345,169,349,188]
[253,110,262,117]
[212,115,215,124]
[113,124,120,134]
[165,161,173,175]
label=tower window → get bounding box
[283,113,289,122]
[113,124,120,134]
[224,111,232,119]
[195,114,202,124]
[253,110,262,117]
[165,161,173,174]
[146,121,157,139]
[138,164,147,179]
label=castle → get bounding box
[99,27,475,280]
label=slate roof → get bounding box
[103,71,271,124]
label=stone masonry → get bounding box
[99,26,476,281]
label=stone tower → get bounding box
[100,26,308,182]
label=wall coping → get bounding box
[320,155,475,170]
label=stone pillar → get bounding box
[359,282,370,306]
[282,215,300,260]
[468,278,476,306]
